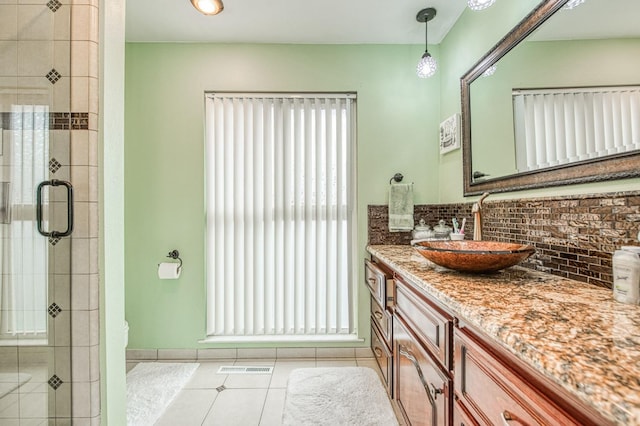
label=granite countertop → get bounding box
[367,244,640,426]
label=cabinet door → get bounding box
[454,327,580,426]
[394,317,451,426]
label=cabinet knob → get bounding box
[373,311,384,320]
[429,382,443,401]
[374,347,384,358]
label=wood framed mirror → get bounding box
[461,0,640,196]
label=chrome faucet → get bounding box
[472,192,490,241]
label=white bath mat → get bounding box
[126,362,199,426]
[282,367,398,426]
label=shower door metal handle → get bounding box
[36,179,74,238]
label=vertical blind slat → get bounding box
[226,99,236,335]
[274,100,284,334]
[315,101,327,333]
[234,98,244,335]
[264,100,275,335]
[631,92,640,148]
[303,98,314,334]
[621,92,632,152]
[335,99,344,332]
[295,98,304,333]
[324,98,333,334]
[249,100,265,334]
[243,98,253,335]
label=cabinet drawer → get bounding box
[394,316,451,426]
[395,279,452,370]
[371,322,392,395]
[454,327,580,426]
[364,259,391,307]
[370,296,392,344]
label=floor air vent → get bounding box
[217,366,274,375]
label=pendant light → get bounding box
[482,64,497,77]
[467,0,497,11]
[416,7,437,79]
[191,0,224,15]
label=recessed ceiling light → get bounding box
[190,0,224,16]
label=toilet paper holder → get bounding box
[167,249,183,272]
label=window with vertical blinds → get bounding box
[205,93,357,340]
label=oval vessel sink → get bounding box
[413,240,535,273]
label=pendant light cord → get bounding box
[424,18,429,53]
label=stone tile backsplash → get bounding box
[368,191,640,289]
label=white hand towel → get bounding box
[388,183,414,232]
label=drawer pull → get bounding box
[399,344,441,424]
[374,347,383,358]
[373,311,384,320]
[367,277,378,289]
[501,410,531,426]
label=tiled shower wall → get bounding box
[68,1,100,423]
[368,191,640,289]
[0,0,99,423]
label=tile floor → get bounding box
[127,357,403,426]
[0,364,50,424]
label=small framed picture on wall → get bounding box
[439,113,460,154]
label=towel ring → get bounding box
[389,173,404,185]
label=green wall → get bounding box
[124,43,441,349]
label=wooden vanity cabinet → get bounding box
[366,255,612,426]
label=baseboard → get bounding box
[126,346,374,362]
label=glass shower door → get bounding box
[0,104,72,422]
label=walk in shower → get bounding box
[0,1,99,423]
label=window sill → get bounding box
[199,334,364,344]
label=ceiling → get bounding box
[125,0,468,44]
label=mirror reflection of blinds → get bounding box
[512,86,640,172]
